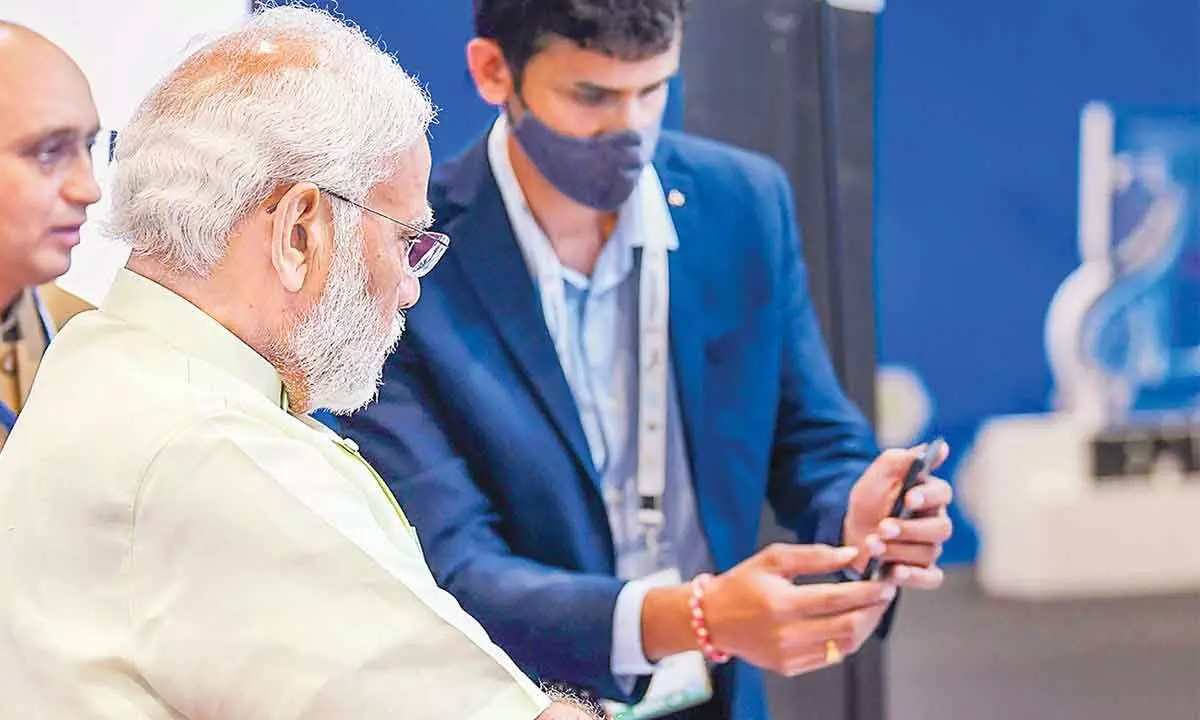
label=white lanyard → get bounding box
[635,191,673,568]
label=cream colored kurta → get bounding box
[0,269,550,720]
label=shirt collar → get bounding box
[102,268,288,410]
[0,288,54,344]
[0,291,26,342]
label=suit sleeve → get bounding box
[763,163,880,548]
[343,344,648,703]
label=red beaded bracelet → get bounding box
[688,573,731,664]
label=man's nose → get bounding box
[396,271,421,310]
[64,151,102,208]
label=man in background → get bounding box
[0,22,100,446]
[0,6,597,719]
[344,0,954,717]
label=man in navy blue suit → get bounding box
[344,1,954,717]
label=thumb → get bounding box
[858,447,923,495]
[756,543,861,579]
[926,439,951,472]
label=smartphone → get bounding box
[861,436,947,581]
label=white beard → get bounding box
[289,225,405,415]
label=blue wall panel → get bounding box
[876,1,1200,562]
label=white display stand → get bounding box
[960,413,1200,599]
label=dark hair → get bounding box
[474,0,687,78]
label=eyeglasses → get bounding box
[323,189,450,278]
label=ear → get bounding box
[466,38,514,106]
[268,182,328,295]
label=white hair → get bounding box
[108,4,435,276]
[287,203,405,414]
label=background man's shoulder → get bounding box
[656,130,790,191]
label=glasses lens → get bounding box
[407,232,448,277]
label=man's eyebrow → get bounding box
[10,126,76,148]
[574,76,673,96]
[639,76,672,95]
[7,125,103,154]
[573,80,618,95]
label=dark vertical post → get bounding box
[681,1,883,718]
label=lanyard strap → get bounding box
[636,233,671,565]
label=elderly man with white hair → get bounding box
[0,6,599,720]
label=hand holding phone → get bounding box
[860,437,947,581]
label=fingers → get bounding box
[781,606,879,647]
[887,564,945,590]
[777,604,890,675]
[781,650,836,677]
[787,580,895,618]
[904,477,953,514]
[854,445,953,512]
[877,541,941,567]
[878,514,953,545]
[727,570,894,677]
[864,511,951,571]
[780,641,857,677]
[756,543,861,578]
[863,533,888,558]
[866,448,921,486]
[907,504,949,520]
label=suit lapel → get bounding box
[659,158,740,572]
[15,290,50,402]
[0,290,48,416]
[441,148,600,489]
[659,170,708,476]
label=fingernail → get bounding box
[908,490,926,509]
[867,535,886,556]
[892,566,911,582]
[835,546,860,561]
[881,585,897,601]
[879,520,901,539]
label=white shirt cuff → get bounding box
[612,576,677,686]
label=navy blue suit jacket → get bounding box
[343,131,879,718]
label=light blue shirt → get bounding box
[487,117,715,681]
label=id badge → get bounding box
[604,569,714,720]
